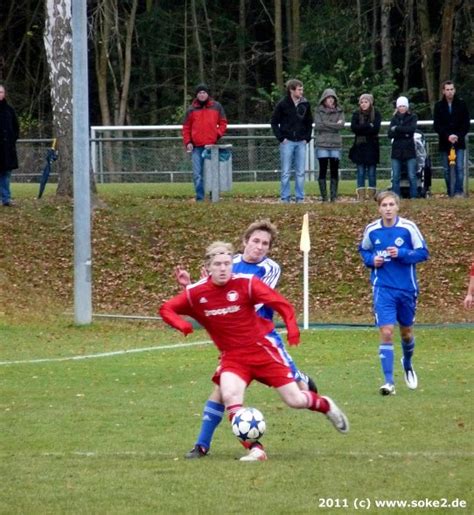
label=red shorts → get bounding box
[212,338,295,388]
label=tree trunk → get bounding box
[402,0,414,91]
[439,0,462,85]
[289,0,300,73]
[380,0,393,77]
[201,0,216,86]
[191,0,205,82]
[44,0,73,197]
[184,0,188,111]
[274,0,283,91]
[416,0,436,107]
[238,0,246,120]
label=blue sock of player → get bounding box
[195,400,225,451]
[379,343,394,384]
[401,338,415,370]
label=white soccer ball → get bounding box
[231,407,266,443]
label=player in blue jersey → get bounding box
[175,220,317,458]
[359,191,429,396]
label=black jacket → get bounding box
[388,111,417,161]
[0,99,19,173]
[349,109,381,165]
[433,96,470,152]
[271,95,313,143]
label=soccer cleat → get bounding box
[379,383,396,396]
[184,444,208,459]
[322,396,349,434]
[307,376,318,394]
[401,358,418,389]
[239,445,267,462]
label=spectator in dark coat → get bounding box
[433,80,471,197]
[0,84,19,206]
[388,96,418,199]
[349,93,381,201]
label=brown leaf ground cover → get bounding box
[0,191,472,324]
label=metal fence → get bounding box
[15,122,473,186]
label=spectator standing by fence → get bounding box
[270,79,313,203]
[433,80,470,198]
[0,84,19,207]
[349,93,381,201]
[182,84,227,202]
[388,96,418,199]
[314,88,345,202]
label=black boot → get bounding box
[318,179,327,201]
[330,178,339,202]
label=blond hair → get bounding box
[204,241,234,265]
[376,190,400,206]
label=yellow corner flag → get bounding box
[300,213,311,252]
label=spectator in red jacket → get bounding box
[182,84,227,201]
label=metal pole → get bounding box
[72,0,92,324]
[211,145,219,202]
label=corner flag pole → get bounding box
[300,213,311,330]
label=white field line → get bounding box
[17,450,473,459]
[0,339,212,366]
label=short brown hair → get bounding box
[242,220,278,248]
[376,190,400,206]
[286,79,303,94]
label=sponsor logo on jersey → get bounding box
[226,290,239,302]
[204,305,241,317]
[395,237,404,247]
[199,297,208,303]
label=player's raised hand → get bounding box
[175,266,191,288]
[199,266,209,279]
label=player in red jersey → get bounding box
[159,241,349,461]
[464,262,474,309]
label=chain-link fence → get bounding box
[15,123,473,186]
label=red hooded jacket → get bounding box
[182,97,227,147]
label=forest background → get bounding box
[1,0,473,135]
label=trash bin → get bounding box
[203,144,233,202]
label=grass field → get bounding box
[1,320,472,514]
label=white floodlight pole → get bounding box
[72,0,92,324]
[299,213,311,330]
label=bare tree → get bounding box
[191,0,205,82]
[416,0,436,106]
[380,0,393,77]
[402,0,415,92]
[439,0,462,84]
[274,0,283,91]
[43,0,73,197]
[289,0,301,73]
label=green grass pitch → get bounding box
[1,321,472,513]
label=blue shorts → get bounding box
[373,286,417,327]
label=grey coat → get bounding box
[314,88,345,149]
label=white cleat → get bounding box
[379,383,396,396]
[239,446,267,462]
[322,396,349,434]
[401,358,418,389]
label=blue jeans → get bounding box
[280,140,306,202]
[440,149,465,196]
[356,164,376,189]
[0,170,12,205]
[191,147,205,201]
[391,158,417,199]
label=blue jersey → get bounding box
[232,254,281,321]
[359,216,429,293]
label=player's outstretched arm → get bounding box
[159,292,194,336]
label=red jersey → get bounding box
[159,274,300,352]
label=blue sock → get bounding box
[401,338,415,370]
[379,343,394,384]
[195,400,225,450]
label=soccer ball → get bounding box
[231,407,266,443]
